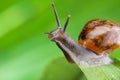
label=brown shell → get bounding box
[78,19,120,55]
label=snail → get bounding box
[45,2,120,66]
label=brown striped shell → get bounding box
[78,19,120,55]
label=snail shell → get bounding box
[79,19,120,55]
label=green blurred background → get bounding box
[0,0,120,80]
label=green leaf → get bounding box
[79,60,120,80]
[40,57,87,80]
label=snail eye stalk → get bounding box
[63,15,71,32]
[51,2,61,28]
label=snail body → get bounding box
[46,3,120,66]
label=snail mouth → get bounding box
[48,35,56,41]
[50,37,55,41]
[44,32,57,41]
[44,32,55,41]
